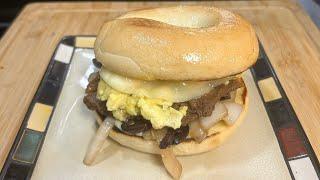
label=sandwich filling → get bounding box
[84,60,245,149]
[97,79,188,129]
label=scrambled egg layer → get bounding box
[97,80,188,129]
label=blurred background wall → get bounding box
[0,0,319,38]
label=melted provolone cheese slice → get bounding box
[100,68,234,102]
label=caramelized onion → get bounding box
[83,116,115,165]
[152,128,167,143]
[142,130,153,140]
[223,102,243,125]
[160,148,182,179]
[142,129,167,142]
[200,102,227,130]
[189,121,207,143]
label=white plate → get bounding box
[32,48,291,180]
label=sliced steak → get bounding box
[173,126,189,145]
[159,126,189,149]
[220,93,231,101]
[174,78,245,125]
[159,128,176,149]
[121,116,152,135]
[92,58,102,68]
[83,72,109,117]
[85,72,100,94]
[83,93,109,117]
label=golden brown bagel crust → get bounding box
[94,6,259,80]
[108,86,248,156]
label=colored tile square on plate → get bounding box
[13,130,43,163]
[75,37,96,48]
[27,103,53,132]
[54,44,74,64]
[4,163,31,179]
[61,37,75,46]
[252,58,272,80]
[258,77,282,102]
[278,126,307,158]
[48,61,68,82]
[36,80,60,105]
[266,100,292,128]
[289,157,318,180]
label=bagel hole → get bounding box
[122,11,221,28]
[161,12,221,28]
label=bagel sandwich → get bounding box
[83,5,258,177]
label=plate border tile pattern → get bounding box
[0,36,75,180]
[251,42,320,179]
[0,36,319,180]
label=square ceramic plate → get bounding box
[1,36,319,180]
